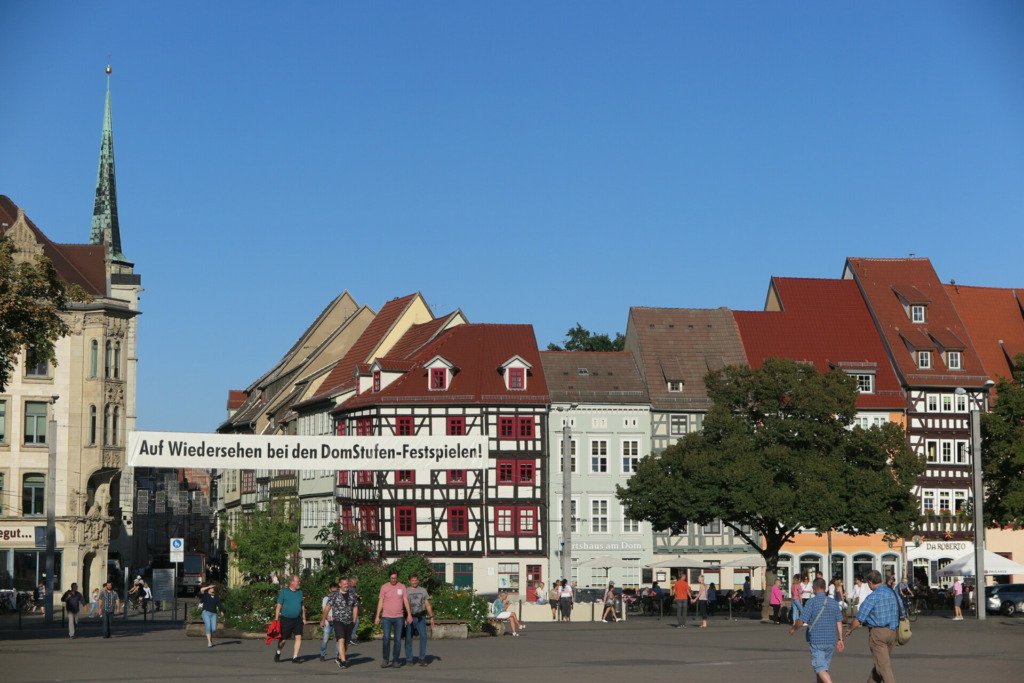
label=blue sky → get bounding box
[2,1,1022,432]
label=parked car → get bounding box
[985,583,1024,616]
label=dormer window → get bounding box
[917,351,932,369]
[373,370,381,392]
[500,356,532,391]
[430,368,447,390]
[852,373,875,393]
[947,351,962,370]
[911,305,926,323]
[667,380,683,393]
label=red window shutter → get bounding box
[446,417,465,436]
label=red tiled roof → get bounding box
[339,324,549,410]
[1,195,107,295]
[298,294,422,406]
[386,313,463,360]
[846,258,988,388]
[945,284,1024,382]
[733,278,904,409]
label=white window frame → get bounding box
[590,439,608,474]
[926,394,939,412]
[622,512,640,534]
[917,351,931,369]
[955,393,968,412]
[853,373,874,393]
[947,351,962,370]
[667,381,683,393]
[591,499,609,533]
[911,305,926,323]
[621,439,640,474]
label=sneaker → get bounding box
[274,650,282,663]
[292,658,303,664]
[512,631,519,637]
[381,660,391,669]
[320,656,326,662]
[350,639,358,645]
[419,659,429,667]
[207,643,212,648]
[336,659,344,669]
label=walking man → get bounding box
[790,577,845,683]
[98,581,120,638]
[673,573,691,628]
[844,570,900,683]
[374,570,412,668]
[274,574,307,664]
[322,577,359,669]
[348,575,361,644]
[320,583,338,661]
[405,573,435,666]
[61,582,87,639]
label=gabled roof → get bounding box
[1,196,107,295]
[385,311,467,359]
[227,390,246,411]
[733,277,904,410]
[945,284,1024,382]
[844,257,989,388]
[540,351,649,405]
[338,324,549,410]
[218,292,362,432]
[296,293,433,408]
[624,307,747,410]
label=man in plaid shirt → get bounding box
[789,577,844,683]
[845,569,901,682]
[98,581,121,639]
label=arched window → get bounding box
[112,406,120,446]
[799,554,824,582]
[113,342,121,379]
[90,340,99,378]
[89,405,97,446]
[105,341,113,378]
[881,554,900,582]
[103,405,111,446]
[853,554,875,581]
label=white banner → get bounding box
[127,431,489,471]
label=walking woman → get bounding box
[790,574,804,624]
[558,579,574,622]
[88,587,100,618]
[199,584,226,647]
[601,582,619,622]
[695,575,709,628]
[769,579,784,624]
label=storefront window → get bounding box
[853,554,874,581]
[12,550,62,591]
[799,555,823,582]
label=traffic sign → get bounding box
[170,538,184,563]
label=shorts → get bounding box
[333,620,354,642]
[954,594,963,607]
[809,643,835,674]
[495,611,511,619]
[280,615,304,639]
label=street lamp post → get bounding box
[44,395,59,624]
[958,380,994,621]
[556,404,578,583]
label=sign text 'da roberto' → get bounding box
[127,431,489,471]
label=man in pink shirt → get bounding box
[374,570,412,668]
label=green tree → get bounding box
[982,353,1024,527]
[224,496,301,583]
[0,236,89,391]
[314,523,382,577]
[617,357,923,620]
[547,323,625,352]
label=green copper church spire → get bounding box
[90,64,130,264]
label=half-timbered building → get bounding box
[735,276,909,587]
[331,323,550,595]
[845,258,992,585]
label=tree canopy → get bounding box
[547,323,625,352]
[617,357,923,617]
[982,353,1024,527]
[0,236,88,391]
[224,497,301,582]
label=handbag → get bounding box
[888,586,912,646]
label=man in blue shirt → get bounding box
[274,574,307,664]
[789,577,844,683]
[845,570,900,682]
